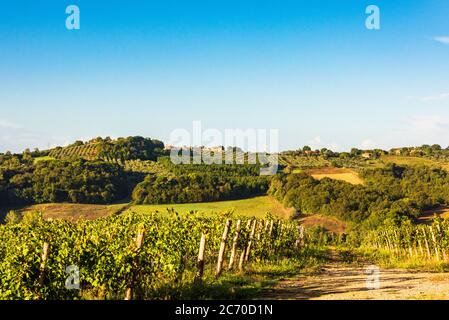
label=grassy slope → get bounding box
[2,195,295,222]
[126,195,295,219]
[381,155,449,171]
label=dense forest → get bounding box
[132,171,268,204]
[132,157,269,204]
[0,158,127,205]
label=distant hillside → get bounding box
[49,142,100,160]
[46,136,165,162]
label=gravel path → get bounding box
[262,253,449,300]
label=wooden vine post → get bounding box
[195,233,207,282]
[436,224,447,261]
[417,237,424,257]
[277,220,283,239]
[296,225,305,248]
[383,231,391,251]
[264,220,269,235]
[422,227,431,260]
[268,220,274,238]
[429,226,440,261]
[256,220,263,241]
[228,219,241,270]
[125,229,145,300]
[238,220,252,271]
[37,242,50,299]
[215,220,231,277]
[244,220,257,262]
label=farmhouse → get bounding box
[361,152,372,159]
[304,150,320,156]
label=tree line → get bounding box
[0,158,127,205]
[132,171,269,204]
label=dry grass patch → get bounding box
[18,203,127,221]
[297,214,347,234]
[417,206,449,225]
[306,168,364,185]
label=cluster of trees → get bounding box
[286,144,449,163]
[159,157,262,176]
[97,136,165,162]
[390,144,449,160]
[0,158,127,205]
[270,164,449,228]
[281,147,387,171]
[286,146,386,159]
[46,136,166,162]
[132,170,269,204]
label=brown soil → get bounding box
[417,206,449,225]
[298,214,347,234]
[18,203,128,221]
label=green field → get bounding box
[125,195,294,219]
[380,155,449,171]
[2,195,294,223]
[33,156,56,163]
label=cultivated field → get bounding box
[306,168,364,185]
[14,203,128,221]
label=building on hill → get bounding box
[304,150,320,156]
[202,146,224,153]
[361,152,372,159]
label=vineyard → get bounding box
[0,211,320,300]
[364,219,449,262]
[49,144,100,161]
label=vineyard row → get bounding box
[0,212,313,300]
[364,219,449,261]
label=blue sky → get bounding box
[1,0,449,152]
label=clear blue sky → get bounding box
[1,0,448,152]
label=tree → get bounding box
[350,148,361,157]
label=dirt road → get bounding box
[262,253,449,300]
